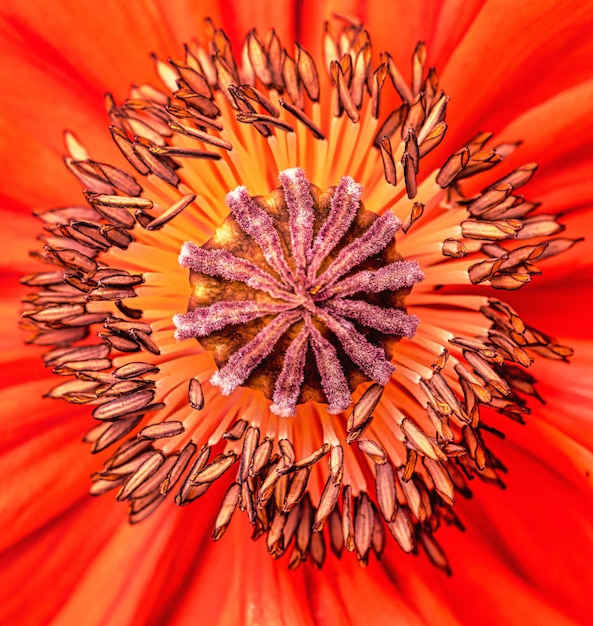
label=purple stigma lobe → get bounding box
[318,260,424,300]
[210,310,301,396]
[279,168,315,283]
[226,186,296,288]
[307,176,361,281]
[270,323,310,417]
[323,298,420,338]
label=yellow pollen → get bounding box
[212,222,234,245]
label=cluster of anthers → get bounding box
[21,18,576,571]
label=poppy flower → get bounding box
[2,0,593,624]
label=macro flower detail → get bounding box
[173,167,423,417]
[19,15,579,575]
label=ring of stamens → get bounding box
[20,18,576,570]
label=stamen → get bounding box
[188,378,204,410]
[168,121,233,151]
[144,194,196,231]
[375,461,397,522]
[295,43,320,101]
[379,136,397,186]
[346,384,384,442]
[132,143,181,186]
[279,99,326,140]
[237,112,295,133]
[358,439,387,464]
[212,483,241,541]
[354,492,374,564]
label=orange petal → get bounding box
[0,380,98,551]
[442,0,593,146]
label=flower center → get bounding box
[20,17,576,571]
[174,168,423,416]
